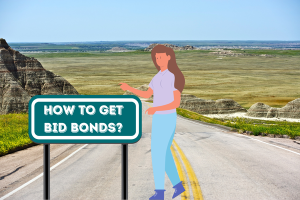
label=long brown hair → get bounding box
[151,44,185,93]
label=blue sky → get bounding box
[1,0,299,42]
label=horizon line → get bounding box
[7,39,300,43]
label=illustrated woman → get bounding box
[119,44,185,200]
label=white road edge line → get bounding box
[0,144,89,200]
[177,114,300,156]
[236,134,300,156]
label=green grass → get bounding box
[0,113,34,156]
[232,49,300,56]
[176,108,300,138]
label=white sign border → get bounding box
[31,98,140,140]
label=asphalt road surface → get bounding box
[1,102,300,200]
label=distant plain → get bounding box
[24,49,300,109]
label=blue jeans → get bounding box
[151,112,181,190]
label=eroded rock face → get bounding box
[278,98,300,118]
[0,38,79,114]
[215,99,248,114]
[246,102,271,117]
[266,107,278,118]
[180,98,247,114]
[180,94,197,100]
[247,99,300,119]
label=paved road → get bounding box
[1,102,300,200]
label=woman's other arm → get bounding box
[119,83,153,99]
[145,90,181,115]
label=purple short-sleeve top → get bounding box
[149,69,177,114]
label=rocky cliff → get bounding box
[0,38,79,115]
[179,97,247,114]
[246,99,300,119]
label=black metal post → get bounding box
[121,144,128,200]
[44,144,50,200]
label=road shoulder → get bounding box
[0,144,84,197]
[177,114,300,155]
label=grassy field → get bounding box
[232,49,300,56]
[25,49,300,109]
[0,113,34,156]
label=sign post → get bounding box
[29,95,142,200]
[44,144,50,200]
[122,144,128,200]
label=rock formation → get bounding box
[179,98,247,114]
[246,99,300,119]
[246,102,271,117]
[123,84,247,114]
[180,94,197,100]
[144,43,196,51]
[0,38,79,115]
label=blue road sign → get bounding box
[28,95,142,144]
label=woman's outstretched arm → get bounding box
[145,90,181,115]
[119,83,153,99]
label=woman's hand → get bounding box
[119,83,131,91]
[145,107,157,115]
[120,83,153,99]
